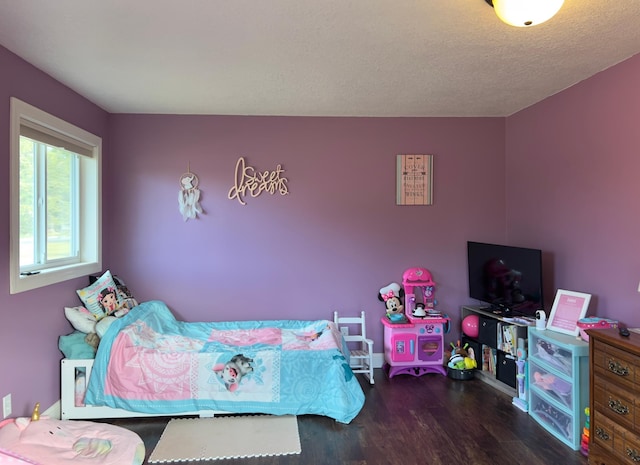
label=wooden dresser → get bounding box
[588,328,640,465]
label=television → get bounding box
[467,241,544,317]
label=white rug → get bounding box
[148,415,301,463]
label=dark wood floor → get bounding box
[107,369,589,465]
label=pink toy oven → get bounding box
[381,317,448,377]
[381,267,449,378]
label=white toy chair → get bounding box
[333,310,374,384]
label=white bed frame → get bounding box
[60,359,222,420]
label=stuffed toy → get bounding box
[378,283,405,321]
[84,333,100,350]
[63,300,132,351]
[63,306,102,349]
[0,406,145,465]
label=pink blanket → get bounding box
[85,300,366,423]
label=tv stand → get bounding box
[490,307,510,316]
[461,305,533,402]
[486,302,518,316]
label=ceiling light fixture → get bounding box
[485,0,564,27]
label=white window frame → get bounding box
[9,97,102,294]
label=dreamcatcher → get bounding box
[178,165,203,221]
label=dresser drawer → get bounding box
[589,404,640,465]
[593,339,638,393]
[594,378,638,432]
[588,443,627,465]
[620,428,640,464]
[592,407,640,465]
[591,409,619,453]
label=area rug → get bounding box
[148,415,301,463]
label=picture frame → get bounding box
[546,289,591,336]
[396,154,433,205]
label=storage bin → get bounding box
[529,359,573,409]
[530,390,574,444]
[529,330,574,376]
[496,350,516,388]
[477,316,498,347]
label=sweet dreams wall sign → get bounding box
[228,157,289,206]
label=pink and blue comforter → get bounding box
[85,301,365,423]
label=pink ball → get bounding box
[462,314,480,339]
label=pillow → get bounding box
[64,306,97,334]
[112,275,139,310]
[76,270,121,320]
[89,272,139,311]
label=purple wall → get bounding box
[107,115,505,338]
[506,53,640,323]
[0,47,109,417]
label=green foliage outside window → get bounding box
[20,136,76,264]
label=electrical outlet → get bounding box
[2,394,11,419]
[340,326,348,337]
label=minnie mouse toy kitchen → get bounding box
[380,267,450,378]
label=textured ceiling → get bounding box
[1,0,639,117]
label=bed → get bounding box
[60,300,365,424]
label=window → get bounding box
[10,97,102,294]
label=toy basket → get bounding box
[447,367,475,380]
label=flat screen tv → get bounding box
[467,241,544,317]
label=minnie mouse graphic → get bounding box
[378,282,405,321]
